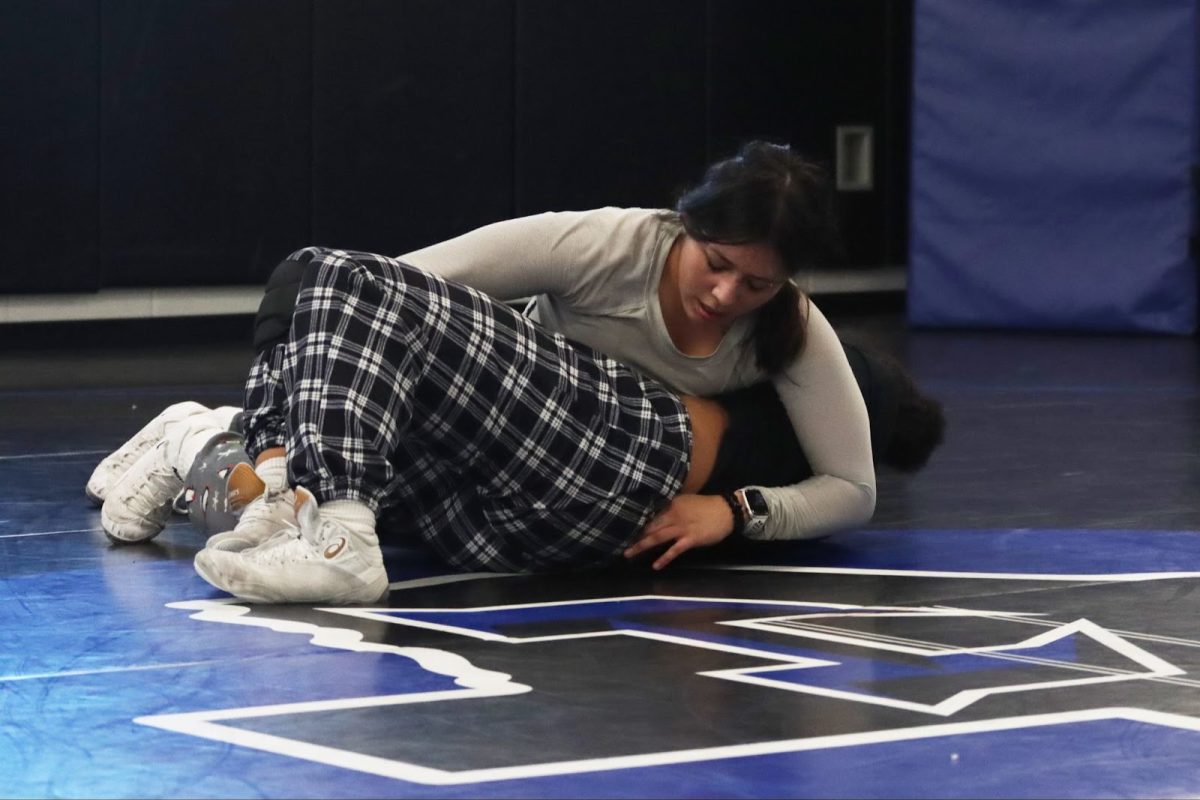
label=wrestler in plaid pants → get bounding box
[242,247,692,572]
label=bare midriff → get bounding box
[678,395,729,494]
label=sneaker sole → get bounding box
[102,527,165,545]
[195,545,389,605]
[234,580,389,606]
[227,569,389,606]
[100,506,168,544]
[193,549,289,604]
[193,550,236,596]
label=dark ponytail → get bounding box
[674,141,842,374]
[752,281,809,375]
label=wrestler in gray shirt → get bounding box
[402,206,876,540]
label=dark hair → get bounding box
[674,141,843,374]
[881,365,946,472]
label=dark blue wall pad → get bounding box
[908,0,1198,333]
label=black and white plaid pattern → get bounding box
[242,344,289,459]
[242,247,692,572]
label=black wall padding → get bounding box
[708,0,911,268]
[312,0,515,256]
[0,0,99,293]
[99,0,311,287]
[2,0,912,292]
[514,0,708,214]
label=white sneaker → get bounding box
[100,439,184,543]
[193,490,388,605]
[86,401,208,505]
[204,463,297,552]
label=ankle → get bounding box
[254,456,288,492]
[320,499,377,539]
[257,447,286,465]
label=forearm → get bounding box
[762,301,876,539]
[745,477,876,541]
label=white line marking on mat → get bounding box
[0,449,109,462]
[0,527,98,539]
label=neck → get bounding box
[657,235,686,334]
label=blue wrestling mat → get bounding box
[3,322,1199,799]
[4,514,1200,797]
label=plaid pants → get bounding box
[243,247,692,572]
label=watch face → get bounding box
[744,489,769,517]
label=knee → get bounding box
[253,245,358,353]
[254,257,310,355]
[299,248,392,298]
[284,246,334,264]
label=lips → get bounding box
[696,301,723,321]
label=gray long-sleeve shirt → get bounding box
[401,206,875,540]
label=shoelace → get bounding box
[103,430,159,475]
[242,515,300,546]
[247,529,313,566]
[121,446,181,517]
[240,487,293,524]
[246,517,340,567]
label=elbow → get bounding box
[856,480,877,526]
[811,479,878,542]
[811,481,873,539]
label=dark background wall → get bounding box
[0,0,912,293]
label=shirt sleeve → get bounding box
[746,300,877,540]
[398,208,637,304]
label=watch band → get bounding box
[720,492,745,537]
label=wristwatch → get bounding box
[736,488,770,537]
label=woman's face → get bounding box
[674,236,789,329]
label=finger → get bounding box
[624,532,664,559]
[625,527,679,559]
[641,512,675,535]
[652,538,693,571]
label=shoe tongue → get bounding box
[226,463,267,511]
[295,487,322,538]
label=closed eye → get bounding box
[705,247,780,292]
[705,254,729,273]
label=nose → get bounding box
[711,275,740,307]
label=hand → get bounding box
[624,494,737,571]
